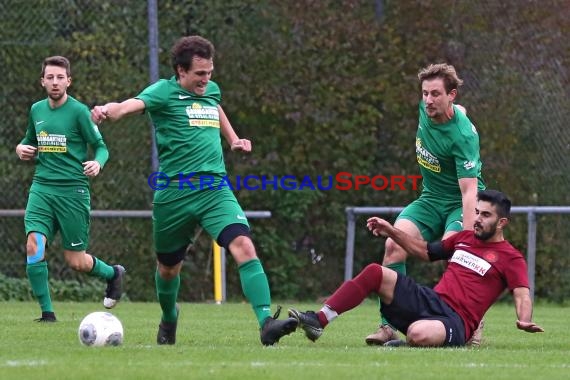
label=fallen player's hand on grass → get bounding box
[516,320,544,333]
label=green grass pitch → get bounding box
[0,300,567,380]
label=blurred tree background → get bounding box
[1,0,568,302]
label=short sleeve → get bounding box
[453,121,481,179]
[136,80,169,112]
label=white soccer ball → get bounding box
[78,311,124,347]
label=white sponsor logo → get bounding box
[35,120,45,125]
[450,249,491,276]
[186,104,219,119]
[463,160,476,170]
[416,138,441,173]
[70,241,83,247]
[179,94,192,99]
[236,214,247,220]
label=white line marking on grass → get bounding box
[461,363,570,369]
[247,361,389,368]
[4,359,48,367]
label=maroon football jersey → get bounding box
[434,230,529,340]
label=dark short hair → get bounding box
[477,189,511,218]
[171,35,215,78]
[41,56,71,78]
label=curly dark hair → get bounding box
[171,36,215,78]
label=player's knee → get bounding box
[218,224,256,261]
[25,241,36,256]
[26,232,46,264]
[157,264,180,280]
[355,263,383,293]
[156,247,185,279]
[384,238,400,255]
[67,254,88,271]
[384,238,406,262]
[217,224,251,251]
[363,263,382,274]
[406,323,442,347]
[63,251,92,272]
[406,324,430,346]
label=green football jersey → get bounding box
[20,96,109,194]
[415,101,485,200]
[136,77,225,179]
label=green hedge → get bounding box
[0,273,129,303]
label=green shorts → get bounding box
[397,194,463,242]
[24,189,90,251]
[152,185,249,253]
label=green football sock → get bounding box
[238,258,271,327]
[155,270,180,323]
[26,261,53,313]
[380,262,407,326]
[88,256,115,280]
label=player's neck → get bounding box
[485,233,505,243]
[431,106,454,124]
[48,93,68,109]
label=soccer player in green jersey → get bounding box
[16,56,125,322]
[91,36,298,346]
[365,63,486,346]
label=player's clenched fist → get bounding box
[231,138,252,152]
[91,105,109,124]
[366,217,392,237]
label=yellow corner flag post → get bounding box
[213,241,222,304]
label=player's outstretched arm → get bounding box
[512,287,544,333]
[366,217,430,261]
[91,98,145,124]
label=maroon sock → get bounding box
[317,311,329,327]
[325,264,383,315]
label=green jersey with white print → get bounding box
[20,96,109,195]
[415,101,485,200]
[136,77,225,179]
